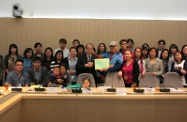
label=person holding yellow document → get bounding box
[99,41,123,76]
[95,58,110,70]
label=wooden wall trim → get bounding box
[0,18,187,57]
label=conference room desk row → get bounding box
[0,87,187,122]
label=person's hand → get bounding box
[175,67,178,70]
[5,69,9,74]
[117,71,122,77]
[88,62,93,67]
[69,70,76,74]
[141,73,145,78]
[64,75,67,78]
[98,68,108,72]
[48,82,52,87]
[180,69,186,75]
[110,64,113,68]
[67,70,70,74]
[103,68,108,71]
[151,72,157,76]
[85,62,93,68]
[57,79,63,83]
[123,75,128,80]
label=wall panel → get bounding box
[0,18,187,57]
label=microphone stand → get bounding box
[107,75,116,92]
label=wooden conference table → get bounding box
[0,87,187,122]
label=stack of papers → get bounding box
[116,88,126,95]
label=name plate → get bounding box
[47,87,57,94]
[133,89,144,93]
[160,88,170,92]
[72,89,82,93]
[12,88,22,92]
[35,88,45,91]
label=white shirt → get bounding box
[174,60,186,85]
[53,48,70,58]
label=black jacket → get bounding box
[76,54,97,79]
[27,66,49,86]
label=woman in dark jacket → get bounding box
[118,50,139,87]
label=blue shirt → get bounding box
[6,70,30,86]
[103,52,123,72]
[23,58,32,72]
[68,57,78,83]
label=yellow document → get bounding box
[95,58,110,70]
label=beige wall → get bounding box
[0,18,187,57]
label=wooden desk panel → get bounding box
[0,99,22,122]
[1,89,187,122]
[20,94,187,122]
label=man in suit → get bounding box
[76,43,98,84]
[27,57,49,86]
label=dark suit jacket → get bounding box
[27,66,49,86]
[76,54,97,79]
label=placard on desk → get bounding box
[95,58,110,70]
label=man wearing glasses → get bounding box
[99,41,123,76]
[157,39,166,58]
[6,59,30,87]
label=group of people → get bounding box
[1,38,187,88]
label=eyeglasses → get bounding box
[121,43,127,46]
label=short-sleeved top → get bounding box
[23,58,32,72]
[54,48,70,58]
[6,70,30,86]
[173,60,186,85]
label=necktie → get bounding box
[88,55,91,62]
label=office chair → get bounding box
[163,72,183,88]
[139,72,160,87]
[76,73,96,87]
[105,72,125,87]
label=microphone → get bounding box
[133,84,144,93]
[106,74,116,92]
[159,86,171,92]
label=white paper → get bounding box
[144,88,155,93]
[170,88,184,92]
